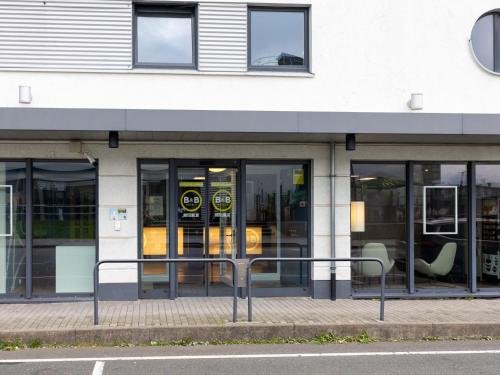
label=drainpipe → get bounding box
[330,142,336,300]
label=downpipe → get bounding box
[330,142,336,301]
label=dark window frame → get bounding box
[247,6,310,72]
[133,4,198,70]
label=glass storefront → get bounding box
[351,164,407,291]
[139,160,310,298]
[351,161,486,295]
[0,160,97,299]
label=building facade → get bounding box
[1,0,500,301]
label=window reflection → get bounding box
[32,162,96,295]
[351,164,407,291]
[246,164,309,289]
[136,7,195,66]
[471,12,499,73]
[413,164,468,290]
[476,164,500,289]
[0,162,26,296]
[141,164,170,297]
[250,9,307,68]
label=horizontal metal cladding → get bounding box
[198,2,247,72]
[0,0,132,70]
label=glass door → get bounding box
[176,165,238,297]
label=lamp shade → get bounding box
[351,201,365,232]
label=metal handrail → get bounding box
[93,258,239,325]
[247,257,386,322]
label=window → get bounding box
[246,163,309,289]
[413,164,468,291]
[32,162,97,295]
[134,5,196,68]
[471,11,500,73]
[351,163,407,291]
[248,8,309,71]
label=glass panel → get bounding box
[141,164,169,297]
[137,14,194,65]
[250,10,306,67]
[0,162,26,296]
[32,162,96,295]
[471,14,495,72]
[246,164,309,288]
[351,164,407,291]
[414,164,468,290]
[177,168,206,296]
[207,167,237,291]
[476,164,500,289]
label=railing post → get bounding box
[379,260,385,321]
[232,261,238,323]
[247,261,253,322]
[93,262,100,326]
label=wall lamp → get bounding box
[346,133,356,151]
[407,93,423,110]
[109,131,119,148]
[19,85,32,104]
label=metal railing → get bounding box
[247,257,386,322]
[93,258,239,325]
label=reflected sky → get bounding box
[137,16,193,64]
[251,10,305,66]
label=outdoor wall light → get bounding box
[346,133,356,151]
[351,201,365,232]
[18,85,32,104]
[109,131,119,148]
[407,93,423,110]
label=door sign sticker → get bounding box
[212,189,233,216]
[180,189,203,214]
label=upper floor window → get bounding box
[248,7,309,71]
[471,11,500,74]
[134,5,196,69]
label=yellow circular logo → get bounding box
[180,190,202,212]
[212,189,234,212]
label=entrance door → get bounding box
[176,165,238,296]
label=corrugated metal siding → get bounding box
[0,0,132,70]
[198,2,247,72]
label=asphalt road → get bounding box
[1,340,500,375]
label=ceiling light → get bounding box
[209,168,226,173]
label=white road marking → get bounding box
[1,350,500,364]
[91,361,105,375]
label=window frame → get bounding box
[247,6,310,72]
[133,4,198,69]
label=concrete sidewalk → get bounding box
[1,298,500,345]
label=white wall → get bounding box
[1,1,499,114]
